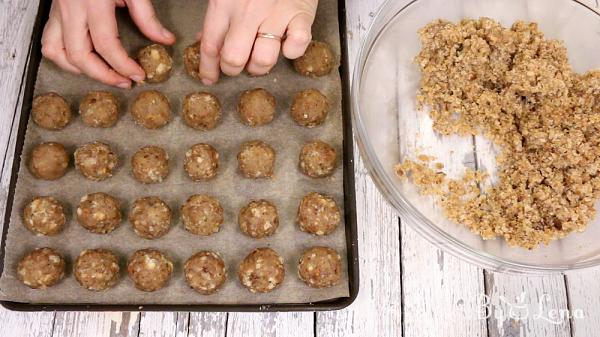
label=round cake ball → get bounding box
[131,146,169,184]
[129,196,172,239]
[238,200,279,238]
[31,92,71,130]
[137,44,173,83]
[298,246,342,288]
[183,42,201,80]
[181,194,224,236]
[74,249,120,291]
[28,142,69,180]
[74,142,118,181]
[184,143,219,181]
[182,92,221,130]
[131,90,171,129]
[237,88,276,126]
[297,192,341,235]
[238,247,285,293]
[237,140,276,179]
[22,196,66,236]
[184,251,227,295]
[79,91,119,128]
[293,41,335,77]
[77,192,121,234]
[299,140,337,178]
[290,89,329,127]
[127,249,173,292]
[17,247,65,289]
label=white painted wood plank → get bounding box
[386,0,488,334]
[316,166,401,337]
[52,312,139,337]
[316,1,401,336]
[187,312,227,337]
[0,1,59,336]
[485,273,571,337]
[565,269,600,337]
[402,226,487,337]
[227,312,313,337]
[138,312,186,337]
[0,307,55,337]
[0,0,40,213]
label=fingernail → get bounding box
[162,28,174,40]
[117,82,131,89]
[130,75,144,82]
[202,78,214,86]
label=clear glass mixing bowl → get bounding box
[352,0,600,273]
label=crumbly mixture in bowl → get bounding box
[396,18,600,249]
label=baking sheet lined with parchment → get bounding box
[0,0,348,305]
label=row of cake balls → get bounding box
[32,86,331,132]
[23,192,341,239]
[135,40,334,85]
[17,245,342,294]
[27,139,338,182]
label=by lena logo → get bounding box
[477,292,585,324]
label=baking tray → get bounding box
[0,0,358,312]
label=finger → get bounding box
[61,13,130,88]
[125,0,175,45]
[198,2,230,85]
[89,1,145,82]
[220,17,263,77]
[41,9,81,74]
[246,18,286,76]
[282,12,314,59]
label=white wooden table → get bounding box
[2,0,600,336]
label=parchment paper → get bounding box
[0,0,348,305]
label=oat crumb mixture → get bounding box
[395,18,600,249]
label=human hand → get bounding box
[41,0,176,88]
[198,0,318,85]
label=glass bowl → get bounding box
[352,0,600,273]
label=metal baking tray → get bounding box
[0,0,358,312]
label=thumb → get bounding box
[282,12,315,59]
[125,0,175,45]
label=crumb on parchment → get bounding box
[396,18,600,249]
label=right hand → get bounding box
[41,0,176,88]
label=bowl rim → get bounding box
[351,0,600,274]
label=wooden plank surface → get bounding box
[315,0,402,336]
[227,313,314,337]
[52,312,139,337]
[1,0,600,337]
[0,0,58,335]
[565,270,600,337]
[187,313,227,337]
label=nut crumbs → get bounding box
[396,18,600,249]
